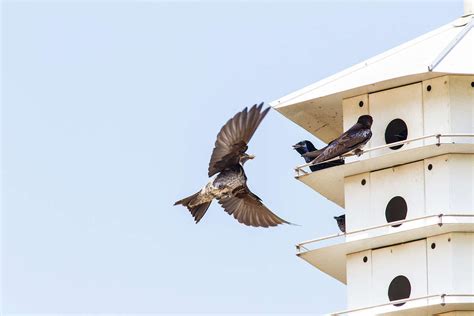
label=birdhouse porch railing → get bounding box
[295,213,474,253]
[294,133,474,176]
[332,293,474,315]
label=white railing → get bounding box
[331,293,474,315]
[296,213,474,253]
[294,133,474,176]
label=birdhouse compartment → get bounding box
[341,75,473,163]
[423,75,474,145]
[345,154,473,238]
[347,250,372,309]
[427,232,474,295]
[346,233,474,310]
[369,83,423,158]
[424,154,474,215]
[345,161,425,236]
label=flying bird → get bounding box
[174,103,290,228]
[334,214,346,233]
[292,140,344,171]
[303,115,373,164]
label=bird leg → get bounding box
[354,148,363,157]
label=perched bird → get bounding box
[334,214,346,233]
[303,115,373,164]
[174,103,290,228]
[292,140,344,171]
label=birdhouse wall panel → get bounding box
[342,94,370,164]
[447,154,474,213]
[371,239,428,305]
[425,154,474,215]
[423,76,451,145]
[449,76,474,141]
[426,233,454,295]
[369,161,425,231]
[422,75,474,146]
[450,233,474,294]
[424,155,451,214]
[369,83,424,158]
[427,233,474,295]
[347,250,372,308]
[345,172,371,234]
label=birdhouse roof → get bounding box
[270,15,474,143]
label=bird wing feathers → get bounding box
[313,125,371,163]
[217,186,289,227]
[208,103,270,177]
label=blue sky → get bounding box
[1,1,462,314]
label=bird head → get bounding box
[292,140,316,155]
[239,153,255,165]
[333,214,346,233]
[357,115,373,128]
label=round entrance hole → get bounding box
[388,275,411,307]
[385,119,408,150]
[385,196,408,227]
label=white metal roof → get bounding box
[270,15,474,143]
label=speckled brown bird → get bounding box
[174,103,290,228]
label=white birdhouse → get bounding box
[272,1,474,315]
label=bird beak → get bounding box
[247,154,256,160]
[292,144,302,149]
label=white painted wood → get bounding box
[369,83,424,158]
[271,12,474,143]
[371,240,428,305]
[427,233,454,294]
[423,75,474,146]
[427,233,474,295]
[425,154,474,215]
[423,76,452,145]
[345,172,370,234]
[449,76,474,144]
[425,155,450,214]
[298,144,473,209]
[297,218,474,285]
[369,161,425,232]
[347,250,372,309]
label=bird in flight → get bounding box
[174,103,290,228]
[303,115,373,165]
[292,140,344,172]
[334,214,346,233]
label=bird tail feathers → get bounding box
[174,191,212,224]
[174,191,200,207]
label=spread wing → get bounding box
[208,103,270,177]
[218,186,290,228]
[313,125,372,163]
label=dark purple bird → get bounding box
[174,103,290,228]
[292,140,344,171]
[303,115,373,164]
[334,214,346,233]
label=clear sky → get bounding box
[1,0,462,314]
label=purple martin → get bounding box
[293,140,344,171]
[303,115,373,164]
[334,214,346,233]
[174,103,290,228]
